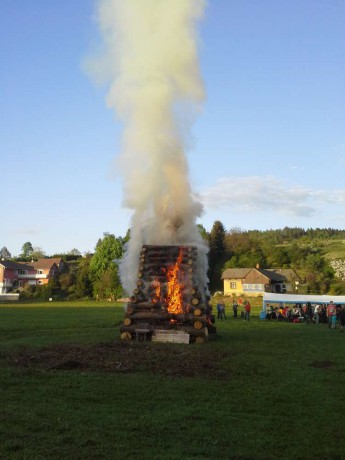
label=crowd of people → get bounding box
[265,301,345,331]
[215,297,345,331]
[216,298,252,321]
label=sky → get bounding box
[1,0,345,256]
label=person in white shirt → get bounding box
[314,304,321,324]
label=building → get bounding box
[0,259,61,294]
[221,267,300,297]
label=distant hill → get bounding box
[220,226,345,295]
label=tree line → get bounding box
[2,224,345,300]
[207,222,345,295]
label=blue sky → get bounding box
[1,0,345,256]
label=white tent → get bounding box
[262,292,345,310]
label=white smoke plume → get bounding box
[95,0,208,294]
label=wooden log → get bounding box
[144,250,196,257]
[126,304,162,313]
[128,312,170,320]
[193,320,203,330]
[174,313,208,322]
[146,275,167,282]
[191,298,200,306]
[119,324,139,333]
[193,308,202,316]
[126,306,135,315]
[120,331,132,340]
[127,301,162,309]
[123,318,131,326]
[144,247,196,254]
[195,336,206,344]
[144,262,197,270]
[130,294,147,302]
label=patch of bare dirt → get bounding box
[5,341,230,379]
[309,359,335,369]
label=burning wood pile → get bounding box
[120,245,216,343]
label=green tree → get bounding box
[31,247,46,260]
[75,256,93,298]
[93,266,122,300]
[89,233,124,281]
[208,221,227,292]
[197,224,208,240]
[0,246,11,259]
[59,273,75,292]
[265,246,290,267]
[21,242,33,258]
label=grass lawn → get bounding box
[0,301,344,459]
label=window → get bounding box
[18,270,28,275]
[230,282,237,289]
[37,270,43,274]
[243,284,265,291]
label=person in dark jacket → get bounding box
[232,298,238,319]
[339,305,345,332]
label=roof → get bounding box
[0,258,59,271]
[48,257,63,265]
[256,269,286,282]
[0,260,33,270]
[31,259,59,269]
[267,268,300,281]
[221,268,251,280]
[222,267,291,282]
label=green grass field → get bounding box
[0,301,344,459]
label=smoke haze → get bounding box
[95,0,208,294]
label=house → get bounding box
[0,259,59,293]
[221,267,300,297]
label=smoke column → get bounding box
[95,0,208,294]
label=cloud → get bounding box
[199,175,345,218]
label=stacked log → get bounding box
[119,245,216,343]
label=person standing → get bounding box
[339,305,345,332]
[216,302,222,320]
[305,302,313,324]
[314,304,321,324]
[327,301,337,329]
[220,300,226,320]
[232,298,238,319]
[217,301,226,320]
[244,300,251,321]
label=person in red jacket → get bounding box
[244,300,251,321]
[327,301,336,329]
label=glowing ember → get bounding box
[165,249,184,314]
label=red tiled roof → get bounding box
[31,258,61,269]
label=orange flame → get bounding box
[151,279,161,303]
[165,249,184,314]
